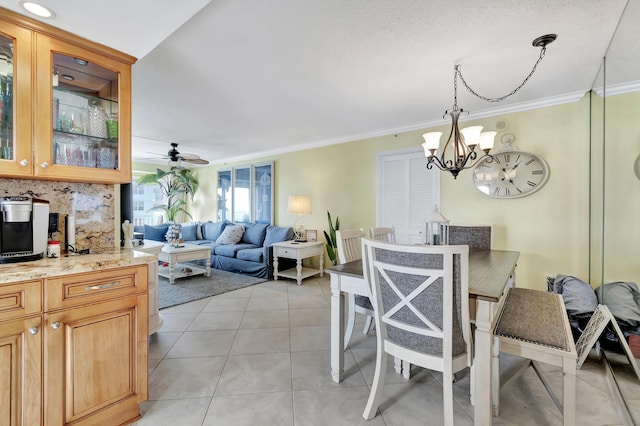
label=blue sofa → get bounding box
[136,221,295,279]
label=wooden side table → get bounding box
[272,241,324,285]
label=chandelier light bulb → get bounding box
[479,131,497,152]
[460,126,483,147]
[422,132,442,154]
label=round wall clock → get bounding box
[472,149,549,198]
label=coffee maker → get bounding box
[0,196,50,263]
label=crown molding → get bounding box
[592,80,640,97]
[208,90,590,166]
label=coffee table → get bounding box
[158,243,211,284]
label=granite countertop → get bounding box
[0,248,157,284]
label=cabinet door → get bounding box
[34,34,132,183]
[0,18,33,178]
[44,294,148,426]
[0,316,42,426]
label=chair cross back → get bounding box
[374,261,446,338]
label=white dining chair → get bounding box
[336,229,375,348]
[361,238,473,425]
[368,226,396,243]
[447,224,492,249]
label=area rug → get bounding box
[158,269,267,309]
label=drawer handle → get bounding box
[28,326,39,335]
[86,280,121,291]
[51,322,61,330]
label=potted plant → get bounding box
[323,210,340,265]
[136,167,199,222]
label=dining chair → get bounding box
[447,224,492,249]
[361,238,472,425]
[368,226,396,243]
[335,229,375,348]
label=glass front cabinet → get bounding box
[0,18,32,178]
[0,11,134,183]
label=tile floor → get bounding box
[133,275,629,426]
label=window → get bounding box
[217,162,273,224]
[131,171,165,226]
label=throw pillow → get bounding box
[264,225,294,247]
[181,223,198,241]
[242,223,268,246]
[196,222,204,240]
[144,223,170,242]
[216,224,245,245]
[202,221,229,241]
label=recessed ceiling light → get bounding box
[18,1,56,18]
[61,74,74,81]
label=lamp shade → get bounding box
[287,195,312,215]
[422,132,443,153]
[460,125,483,147]
[479,131,496,151]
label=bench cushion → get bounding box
[494,287,572,351]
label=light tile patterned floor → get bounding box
[133,275,628,426]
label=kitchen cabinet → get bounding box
[43,265,148,426]
[0,17,33,178]
[0,263,148,426]
[0,8,135,183]
[0,280,42,426]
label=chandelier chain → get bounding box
[455,46,547,103]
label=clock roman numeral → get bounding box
[493,157,501,164]
[505,187,511,196]
[516,154,521,163]
[515,186,523,193]
[531,170,543,175]
[504,154,510,162]
[527,181,537,187]
[493,187,500,195]
[525,158,535,166]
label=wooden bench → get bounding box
[492,287,577,426]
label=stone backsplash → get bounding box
[0,178,115,252]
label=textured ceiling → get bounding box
[1,0,637,166]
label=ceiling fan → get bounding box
[149,142,210,166]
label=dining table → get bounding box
[327,248,520,426]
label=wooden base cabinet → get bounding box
[44,294,148,426]
[0,263,148,426]
[0,316,42,426]
[0,279,43,426]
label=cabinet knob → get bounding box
[20,159,29,166]
[28,326,39,335]
[51,321,61,330]
[41,162,49,168]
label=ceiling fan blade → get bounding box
[178,152,200,160]
[183,158,209,165]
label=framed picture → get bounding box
[306,229,317,242]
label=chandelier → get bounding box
[422,34,557,179]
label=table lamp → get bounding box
[288,194,311,242]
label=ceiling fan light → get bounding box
[19,1,56,18]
